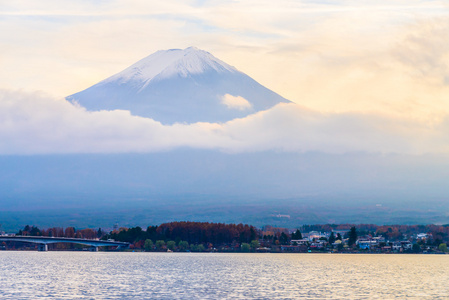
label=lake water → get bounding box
[0,252,448,299]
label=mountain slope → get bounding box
[67,47,290,124]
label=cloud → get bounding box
[221,94,252,110]
[0,90,227,154]
[0,89,447,155]
[392,17,449,84]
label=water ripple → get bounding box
[0,252,448,299]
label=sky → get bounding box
[1,0,449,155]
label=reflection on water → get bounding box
[0,252,448,299]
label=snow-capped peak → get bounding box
[103,47,237,87]
[67,46,290,124]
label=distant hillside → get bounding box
[1,151,448,231]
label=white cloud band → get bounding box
[0,89,447,155]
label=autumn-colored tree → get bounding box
[76,228,97,239]
[65,227,75,238]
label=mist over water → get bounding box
[0,252,448,299]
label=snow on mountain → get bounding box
[67,47,290,124]
[103,47,237,87]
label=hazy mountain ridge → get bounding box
[1,151,449,231]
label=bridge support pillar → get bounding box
[89,246,98,252]
[38,244,48,251]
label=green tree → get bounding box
[144,239,154,251]
[439,243,448,253]
[412,243,421,253]
[197,244,205,252]
[178,241,189,251]
[336,233,342,241]
[280,232,289,245]
[155,240,165,251]
[348,227,358,247]
[250,240,260,251]
[329,232,336,245]
[292,229,302,240]
[167,240,176,251]
[241,243,250,252]
[29,226,41,236]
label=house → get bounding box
[381,246,392,252]
[309,241,327,250]
[256,247,271,253]
[371,236,385,243]
[392,241,412,251]
[280,245,308,253]
[332,230,349,237]
[357,239,378,250]
[417,233,430,240]
[392,242,402,251]
[401,241,412,250]
[332,240,343,248]
[291,239,308,245]
[307,231,329,242]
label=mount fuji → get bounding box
[67,47,290,124]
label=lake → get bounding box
[0,252,448,299]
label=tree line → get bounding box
[10,222,449,252]
[13,222,259,252]
[105,221,257,246]
[17,225,102,239]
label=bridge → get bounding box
[0,236,130,251]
